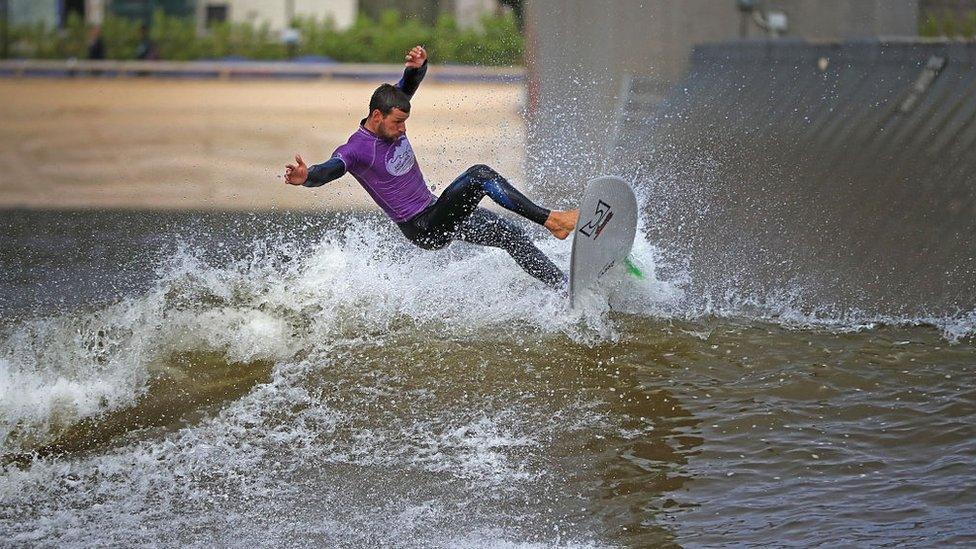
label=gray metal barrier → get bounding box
[616,40,976,315]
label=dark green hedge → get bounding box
[5,9,523,65]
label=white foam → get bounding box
[1,218,675,454]
[0,356,123,447]
[0,348,610,545]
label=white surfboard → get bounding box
[569,176,638,308]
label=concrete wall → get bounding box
[522,0,919,187]
[617,41,976,315]
[762,0,918,39]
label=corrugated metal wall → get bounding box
[616,41,976,314]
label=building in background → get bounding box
[360,0,512,27]
[6,0,69,27]
[195,0,356,32]
[5,0,190,26]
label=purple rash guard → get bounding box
[331,127,434,222]
[302,60,432,222]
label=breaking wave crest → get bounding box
[0,217,675,456]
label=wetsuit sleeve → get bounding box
[396,60,428,98]
[302,158,346,188]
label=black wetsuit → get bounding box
[398,165,564,287]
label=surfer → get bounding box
[283,45,578,288]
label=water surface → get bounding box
[1,210,973,547]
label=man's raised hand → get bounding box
[405,45,427,69]
[284,154,308,185]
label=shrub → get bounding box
[5,9,524,65]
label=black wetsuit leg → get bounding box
[397,164,565,287]
[456,207,566,288]
[398,164,551,247]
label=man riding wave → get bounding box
[284,45,578,288]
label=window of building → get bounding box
[206,4,228,27]
[110,0,195,21]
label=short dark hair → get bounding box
[369,84,411,116]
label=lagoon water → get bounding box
[1,209,974,547]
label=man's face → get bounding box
[374,108,409,141]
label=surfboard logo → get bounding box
[385,138,416,176]
[577,200,614,240]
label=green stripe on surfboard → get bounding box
[624,256,645,279]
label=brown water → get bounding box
[1,210,974,547]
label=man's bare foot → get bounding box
[544,209,579,240]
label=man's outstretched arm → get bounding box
[397,45,428,98]
[284,154,346,187]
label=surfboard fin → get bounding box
[624,255,645,279]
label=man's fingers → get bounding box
[295,154,305,166]
[405,48,425,67]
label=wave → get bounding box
[2,207,972,456]
[0,217,674,456]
